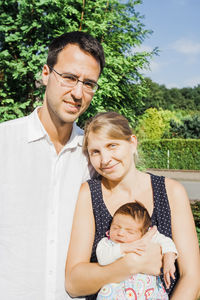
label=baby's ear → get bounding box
[106,230,110,238]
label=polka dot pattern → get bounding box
[86,173,179,300]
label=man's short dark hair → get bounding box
[47,31,105,75]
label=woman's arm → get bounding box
[65,182,162,297]
[166,178,200,300]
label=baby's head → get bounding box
[109,201,151,243]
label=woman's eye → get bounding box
[90,150,99,156]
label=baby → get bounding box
[96,201,178,300]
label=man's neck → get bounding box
[38,106,73,154]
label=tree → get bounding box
[0,0,156,125]
[135,107,166,139]
[141,78,200,113]
[135,107,182,140]
[142,78,166,111]
[169,115,200,139]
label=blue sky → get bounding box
[135,0,200,88]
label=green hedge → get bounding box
[138,139,200,170]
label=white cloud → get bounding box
[184,76,200,87]
[165,82,181,89]
[171,38,200,55]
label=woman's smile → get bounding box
[101,162,119,172]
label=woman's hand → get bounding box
[121,226,158,256]
[122,227,162,276]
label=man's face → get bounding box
[42,44,101,125]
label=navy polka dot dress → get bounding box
[86,173,179,300]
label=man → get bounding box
[0,31,105,300]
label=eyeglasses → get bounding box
[48,65,99,93]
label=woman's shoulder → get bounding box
[87,175,102,190]
[165,177,189,208]
[165,177,187,196]
[148,172,186,193]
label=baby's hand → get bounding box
[163,252,176,289]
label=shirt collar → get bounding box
[27,107,46,143]
[27,107,84,148]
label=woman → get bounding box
[66,112,200,299]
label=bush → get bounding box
[168,114,200,139]
[135,108,181,140]
[136,108,166,139]
[138,139,200,170]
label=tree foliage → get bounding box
[142,78,200,113]
[0,0,155,126]
[135,107,174,139]
[136,107,200,140]
[168,115,200,139]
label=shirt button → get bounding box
[50,240,55,244]
[49,270,53,275]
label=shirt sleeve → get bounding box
[96,237,124,266]
[152,231,178,257]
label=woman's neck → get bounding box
[102,167,140,198]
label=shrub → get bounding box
[138,139,200,170]
[168,115,200,139]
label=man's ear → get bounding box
[130,135,138,153]
[42,64,50,86]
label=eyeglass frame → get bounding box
[48,65,99,93]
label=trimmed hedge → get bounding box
[138,139,200,170]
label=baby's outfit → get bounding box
[97,274,168,300]
[96,231,178,300]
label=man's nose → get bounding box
[71,81,84,100]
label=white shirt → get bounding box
[0,108,90,300]
[96,231,178,266]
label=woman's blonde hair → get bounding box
[83,111,134,156]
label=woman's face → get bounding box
[110,213,143,243]
[87,132,137,181]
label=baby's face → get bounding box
[109,213,143,243]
